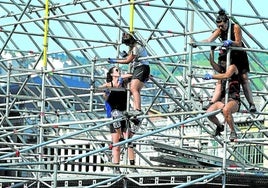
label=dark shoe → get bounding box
[249,104,256,112]
[113,167,121,174]
[131,118,141,126]
[229,131,237,142]
[130,118,141,133]
[214,125,224,136]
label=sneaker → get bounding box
[214,125,224,136]
[124,110,143,117]
[249,104,257,112]
[229,131,237,142]
[130,118,141,133]
[131,118,141,126]
[113,167,121,174]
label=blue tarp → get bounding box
[30,76,90,88]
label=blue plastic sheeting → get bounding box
[30,75,90,88]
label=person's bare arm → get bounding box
[121,73,132,79]
[203,29,220,42]
[99,82,110,88]
[212,64,238,79]
[116,53,135,64]
[232,24,242,47]
[211,81,222,102]
[209,49,224,73]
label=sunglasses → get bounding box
[114,68,119,72]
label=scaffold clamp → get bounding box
[15,150,20,157]
[109,143,113,150]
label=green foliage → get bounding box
[151,52,267,92]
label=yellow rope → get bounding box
[129,0,135,34]
[43,0,49,68]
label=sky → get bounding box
[0,0,267,60]
[193,0,268,48]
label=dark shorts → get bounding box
[110,120,127,133]
[231,50,249,74]
[221,97,241,111]
[132,64,150,83]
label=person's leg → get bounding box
[222,100,239,132]
[130,65,149,112]
[111,132,121,173]
[222,100,239,141]
[130,79,144,111]
[241,73,256,112]
[203,82,221,110]
[126,133,135,160]
[111,111,124,141]
[124,132,138,173]
[207,102,225,136]
[128,67,148,129]
[207,101,224,126]
[128,145,135,166]
[115,128,122,139]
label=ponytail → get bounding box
[106,67,114,82]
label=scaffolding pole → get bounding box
[0,1,267,187]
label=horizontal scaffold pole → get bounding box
[65,109,221,163]
[174,171,223,188]
[0,117,124,160]
[86,174,124,188]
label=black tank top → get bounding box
[219,23,249,73]
[106,82,127,111]
[219,24,246,47]
[221,73,240,100]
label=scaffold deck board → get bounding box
[1,170,268,188]
[0,1,267,187]
[150,141,246,168]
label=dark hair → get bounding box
[216,9,229,23]
[218,49,227,61]
[121,32,136,45]
[217,48,235,72]
[106,66,115,82]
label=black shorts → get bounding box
[110,120,127,133]
[132,64,150,82]
[231,50,249,74]
[221,97,241,111]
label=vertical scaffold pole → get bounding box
[126,0,134,111]
[127,0,135,112]
[222,1,233,188]
[123,0,135,183]
[38,1,50,188]
[125,0,135,113]
[5,63,11,117]
[89,58,95,112]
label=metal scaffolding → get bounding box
[0,0,267,187]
